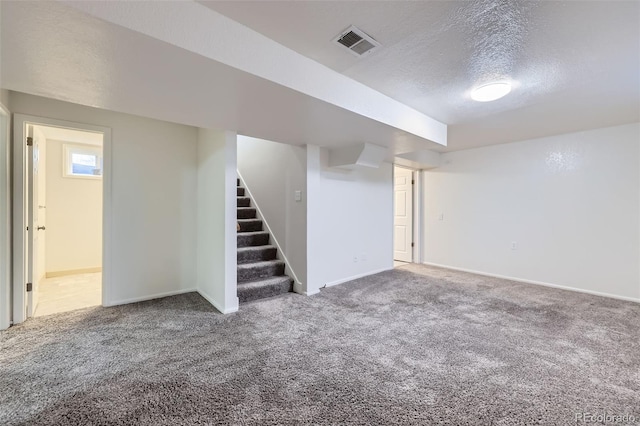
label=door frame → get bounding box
[393,165,422,264]
[12,114,112,324]
[0,103,10,330]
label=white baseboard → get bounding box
[323,267,392,289]
[105,288,197,307]
[46,267,102,278]
[197,289,239,314]
[423,262,640,304]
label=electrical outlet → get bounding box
[438,213,444,221]
[294,190,302,202]
[511,241,517,250]
[353,256,358,263]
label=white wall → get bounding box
[45,139,102,274]
[423,123,640,301]
[196,128,238,314]
[10,92,199,305]
[237,136,307,292]
[307,145,394,294]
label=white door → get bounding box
[26,125,41,317]
[36,130,47,292]
[394,166,413,262]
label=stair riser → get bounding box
[237,208,257,219]
[238,279,293,303]
[237,248,277,264]
[238,263,285,283]
[237,233,269,247]
[237,197,251,207]
[238,220,262,232]
[237,187,245,196]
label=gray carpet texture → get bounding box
[1,264,639,425]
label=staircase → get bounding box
[236,179,293,303]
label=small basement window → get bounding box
[63,144,103,179]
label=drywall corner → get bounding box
[328,142,387,169]
[395,149,441,170]
[0,90,10,109]
[196,128,238,314]
[305,145,322,295]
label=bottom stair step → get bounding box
[238,276,293,303]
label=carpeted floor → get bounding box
[1,264,639,425]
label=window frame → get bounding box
[62,143,103,180]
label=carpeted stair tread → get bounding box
[237,231,270,247]
[237,219,262,232]
[237,246,277,264]
[237,275,293,303]
[237,207,257,219]
[236,179,293,303]
[237,197,251,207]
[238,275,292,289]
[237,260,285,283]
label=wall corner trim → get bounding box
[197,289,238,314]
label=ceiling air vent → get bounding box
[333,25,380,57]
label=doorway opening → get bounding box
[393,165,419,268]
[13,115,110,323]
[32,125,103,317]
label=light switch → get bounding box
[294,190,302,202]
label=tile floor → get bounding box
[34,272,102,317]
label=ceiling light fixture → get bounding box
[471,82,512,102]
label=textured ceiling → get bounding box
[201,0,640,150]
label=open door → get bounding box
[25,124,42,317]
[393,166,413,263]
